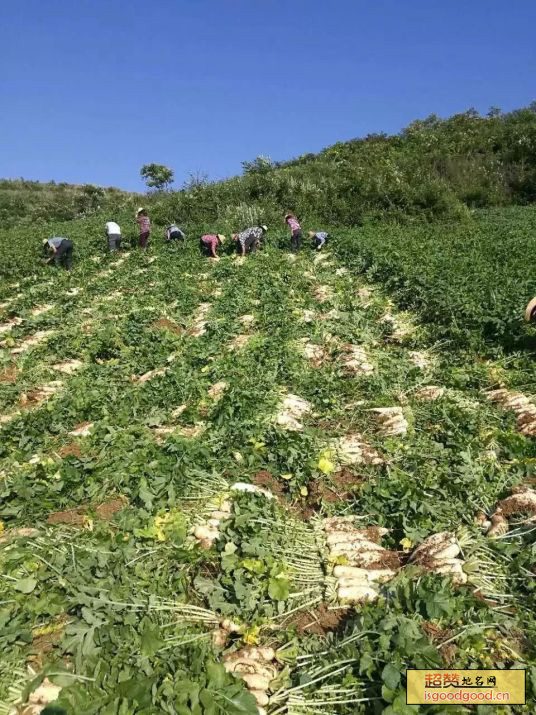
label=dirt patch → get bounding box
[58,443,83,458]
[152,318,182,335]
[47,507,87,527]
[308,469,363,505]
[251,470,286,499]
[95,498,128,521]
[47,497,128,527]
[0,365,18,382]
[286,604,349,636]
[422,621,451,643]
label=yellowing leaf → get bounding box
[281,473,292,481]
[300,486,308,496]
[317,457,335,474]
[400,537,413,550]
[243,626,260,645]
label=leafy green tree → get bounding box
[140,164,174,191]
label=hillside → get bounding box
[1,107,536,713]
[0,178,136,229]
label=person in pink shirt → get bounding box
[285,212,302,252]
[200,233,225,258]
[136,208,151,250]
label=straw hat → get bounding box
[136,207,145,215]
[525,296,536,322]
[217,234,226,243]
[308,231,316,238]
[261,225,268,232]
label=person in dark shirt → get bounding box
[42,237,74,270]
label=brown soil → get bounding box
[95,497,128,521]
[251,470,287,499]
[440,644,458,666]
[286,604,349,636]
[47,507,87,526]
[0,365,18,382]
[58,443,83,458]
[152,318,182,335]
[422,621,452,643]
[47,497,128,527]
[308,469,363,505]
[19,390,44,407]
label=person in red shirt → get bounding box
[136,208,151,250]
[285,212,302,252]
[200,233,225,258]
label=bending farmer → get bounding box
[165,224,186,243]
[43,237,74,270]
[232,225,267,256]
[308,230,328,251]
[200,233,225,259]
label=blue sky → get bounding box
[1,0,535,191]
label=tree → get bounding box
[140,164,174,191]
[241,155,275,175]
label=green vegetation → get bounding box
[1,104,536,713]
[0,179,135,229]
[336,206,536,350]
[140,164,175,192]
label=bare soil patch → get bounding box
[48,497,128,527]
[251,470,286,499]
[152,318,182,335]
[286,604,349,636]
[58,443,83,458]
[0,365,18,382]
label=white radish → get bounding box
[429,543,461,560]
[221,619,243,633]
[241,674,270,691]
[230,482,274,499]
[337,585,378,603]
[251,690,269,706]
[333,565,395,582]
[193,525,219,542]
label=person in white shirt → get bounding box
[105,221,122,252]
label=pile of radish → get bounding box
[322,517,398,604]
[313,285,334,303]
[332,434,383,466]
[485,388,536,438]
[189,302,212,337]
[339,344,374,374]
[192,483,274,549]
[409,532,467,584]
[223,646,278,714]
[207,381,228,401]
[415,385,445,401]
[368,407,408,436]
[296,337,326,364]
[478,486,536,537]
[275,393,312,431]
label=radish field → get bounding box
[1,217,536,714]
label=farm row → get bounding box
[1,223,536,713]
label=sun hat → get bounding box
[136,207,145,215]
[217,234,226,243]
[525,296,536,322]
[308,230,316,238]
[261,225,268,232]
